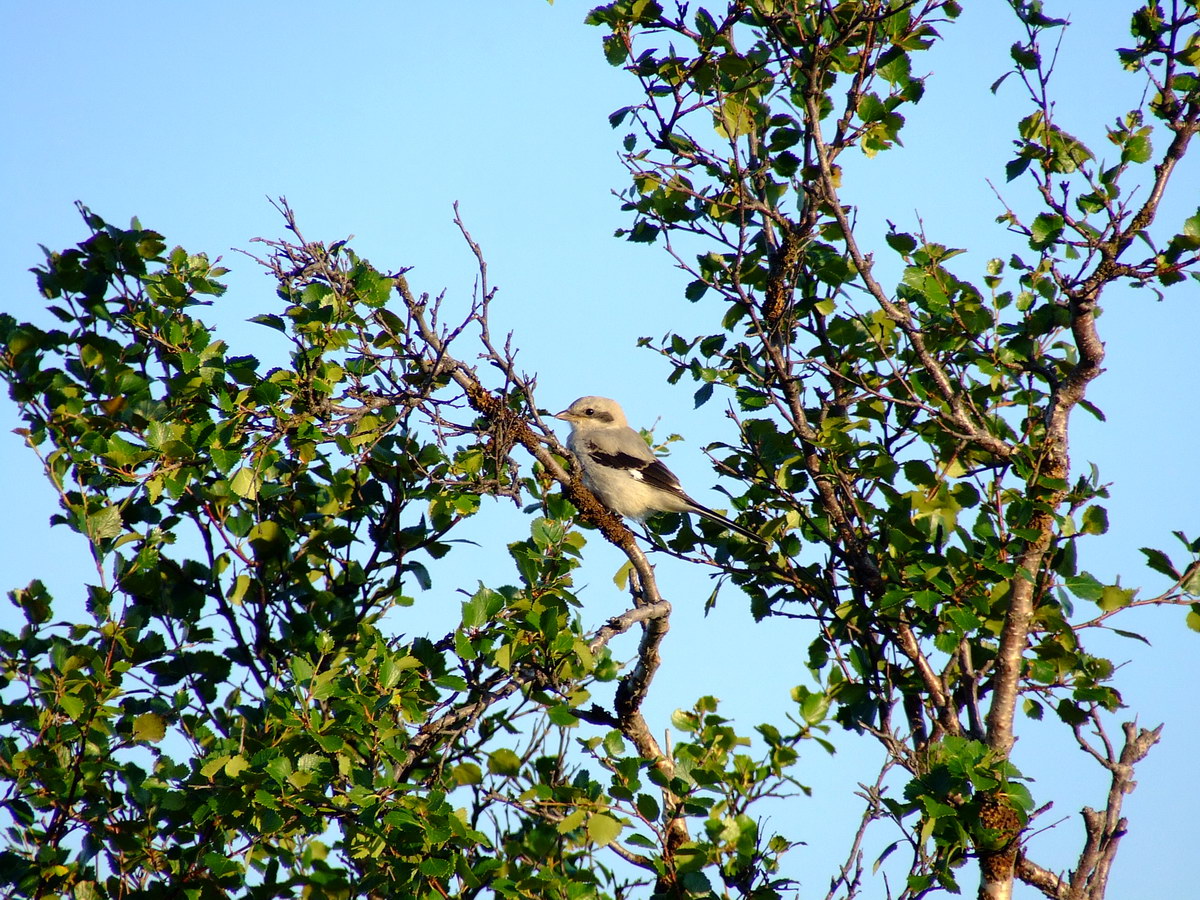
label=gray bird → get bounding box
[554,396,762,542]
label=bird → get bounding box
[554,395,763,543]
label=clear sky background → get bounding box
[2,2,1198,896]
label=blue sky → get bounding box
[2,2,1198,895]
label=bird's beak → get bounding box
[553,408,572,421]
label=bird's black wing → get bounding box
[582,441,689,498]
[631,457,689,499]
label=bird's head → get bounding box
[553,396,627,428]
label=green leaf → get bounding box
[602,34,627,66]
[1080,504,1108,535]
[210,447,241,474]
[908,487,960,537]
[636,793,660,821]
[1097,584,1135,611]
[1121,133,1152,164]
[87,505,123,540]
[132,712,166,743]
[229,467,260,500]
[627,220,660,243]
[612,560,633,588]
[248,521,287,559]
[451,762,482,785]
[1010,42,1040,70]
[1064,572,1104,602]
[685,279,708,301]
[609,105,634,128]
[1112,628,1151,646]
[714,95,758,139]
[201,755,231,779]
[1056,699,1087,726]
[1140,547,1180,580]
[548,704,580,727]
[886,231,917,255]
[1030,213,1064,250]
[248,313,286,332]
[487,748,522,777]
[419,858,453,878]
[1183,211,1200,241]
[1183,565,1200,596]
[1006,155,1033,181]
[1079,398,1107,421]
[799,690,830,725]
[772,150,800,177]
[59,693,85,719]
[603,730,626,756]
[11,580,52,625]
[557,809,587,834]
[264,755,293,786]
[351,263,395,308]
[461,587,494,628]
[769,126,801,151]
[587,812,623,846]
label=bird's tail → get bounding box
[690,503,766,543]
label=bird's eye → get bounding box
[584,408,594,416]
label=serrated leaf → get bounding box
[609,106,634,128]
[886,231,917,255]
[229,467,260,500]
[264,755,293,785]
[1097,584,1135,611]
[603,730,626,757]
[799,691,830,725]
[548,704,579,727]
[602,33,627,66]
[714,95,756,139]
[249,313,286,332]
[1080,504,1108,535]
[636,793,660,821]
[1121,133,1152,164]
[587,812,623,846]
[1030,212,1064,250]
[1064,572,1104,601]
[487,748,521,776]
[451,763,482,785]
[132,712,166,743]
[1006,156,1032,181]
[557,809,587,834]
[1182,565,1200,596]
[1010,43,1040,70]
[1140,547,1180,580]
[87,505,122,540]
[209,447,242,473]
[59,693,84,719]
[419,858,452,878]
[1183,212,1200,241]
[201,755,231,779]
